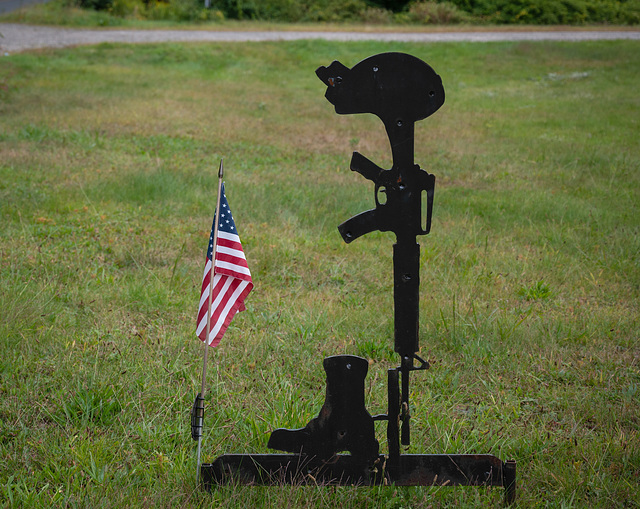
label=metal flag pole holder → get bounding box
[198,53,516,505]
[192,159,225,484]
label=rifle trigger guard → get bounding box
[374,181,384,207]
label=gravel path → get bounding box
[1,23,639,53]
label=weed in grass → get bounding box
[57,381,122,428]
[518,280,553,301]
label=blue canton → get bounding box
[207,184,237,260]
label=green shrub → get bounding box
[301,0,368,21]
[407,1,471,23]
[492,0,589,24]
[202,0,367,21]
[26,0,640,23]
[587,0,640,23]
[205,0,303,20]
[448,0,640,24]
[110,0,142,17]
[145,0,205,21]
[367,0,412,12]
[254,0,306,21]
[360,6,394,23]
[77,0,114,11]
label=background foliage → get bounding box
[8,0,639,24]
[448,0,640,24]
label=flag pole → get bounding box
[195,158,224,484]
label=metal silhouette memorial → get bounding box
[200,53,516,504]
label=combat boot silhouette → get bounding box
[268,355,379,464]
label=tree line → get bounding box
[75,0,640,25]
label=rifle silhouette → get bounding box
[316,52,445,454]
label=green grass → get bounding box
[1,39,639,507]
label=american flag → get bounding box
[196,184,253,347]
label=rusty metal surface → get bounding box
[202,453,514,494]
[389,454,506,486]
[202,454,385,487]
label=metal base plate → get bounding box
[202,453,515,504]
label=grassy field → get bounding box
[0,38,638,507]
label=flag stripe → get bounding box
[217,245,244,257]
[216,260,251,278]
[207,279,251,345]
